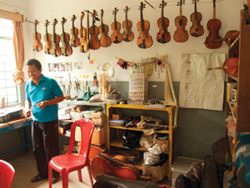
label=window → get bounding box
[0,18,19,105]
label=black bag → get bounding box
[175,175,191,188]
[201,155,220,188]
[122,131,142,149]
[212,137,230,166]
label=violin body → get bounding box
[156,17,171,44]
[43,33,52,54]
[61,32,73,56]
[137,20,153,48]
[99,24,111,47]
[111,22,122,44]
[89,25,100,50]
[122,20,134,42]
[51,19,61,57]
[204,19,222,49]
[190,12,204,37]
[99,9,111,48]
[51,34,61,57]
[173,15,189,42]
[33,32,43,52]
[80,27,88,52]
[33,20,43,52]
[70,27,80,47]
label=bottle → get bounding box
[232,86,237,102]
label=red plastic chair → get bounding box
[0,160,15,188]
[48,118,95,188]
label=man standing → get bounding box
[25,59,64,183]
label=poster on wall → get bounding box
[179,53,226,111]
[74,62,83,69]
[60,62,66,72]
[65,62,72,71]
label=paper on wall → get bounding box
[179,53,226,111]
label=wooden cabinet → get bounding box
[106,104,176,180]
[227,10,250,166]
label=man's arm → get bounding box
[36,95,65,109]
[24,100,31,117]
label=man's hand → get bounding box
[36,101,47,109]
[24,110,31,117]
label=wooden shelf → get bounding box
[110,138,170,154]
[227,101,237,123]
[228,75,239,82]
[109,125,170,134]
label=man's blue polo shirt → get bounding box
[25,74,63,122]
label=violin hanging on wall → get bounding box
[189,0,204,37]
[79,11,88,53]
[33,20,43,52]
[111,7,122,44]
[173,0,189,42]
[156,0,171,44]
[122,6,134,42]
[137,2,153,49]
[51,19,61,57]
[60,17,73,56]
[70,15,80,47]
[43,20,52,54]
[204,0,222,49]
[89,10,100,50]
[99,9,111,48]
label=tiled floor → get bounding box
[8,151,94,188]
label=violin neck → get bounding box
[114,14,117,30]
[45,26,48,41]
[161,1,165,27]
[87,12,89,40]
[92,16,95,34]
[72,20,75,35]
[194,0,198,21]
[101,17,104,33]
[53,25,56,43]
[213,0,216,19]
[35,25,37,40]
[80,18,83,38]
[125,11,128,28]
[179,0,183,17]
[62,24,66,42]
[140,8,144,31]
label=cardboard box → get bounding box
[112,113,123,120]
[91,128,105,146]
[142,159,168,181]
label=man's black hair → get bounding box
[27,59,42,70]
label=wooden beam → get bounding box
[0,9,23,22]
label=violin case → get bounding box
[93,174,161,188]
[0,107,23,123]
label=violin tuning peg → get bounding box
[164,2,167,6]
[177,2,180,6]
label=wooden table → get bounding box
[0,117,32,157]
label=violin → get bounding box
[205,30,239,47]
[156,0,171,44]
[92,153,140,180]
[137,2,153,49]
[80,11,88,53]
[70,15,80,47]
[204,0,222,49]
[33,20,43,52]
[60,17,73,56]
[122,6,134,42]
[190,0,204,37]
[43,20,52,54]
[51,19,61,57]
[173,0,189,42]
[89,10,100,50]
[99,9,111,48]
[111,7,122,44]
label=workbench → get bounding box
[0,117,32,158]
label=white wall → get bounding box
[21,0,242,82]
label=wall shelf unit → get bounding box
[106,104,176,180]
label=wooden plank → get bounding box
[237,10,250,132]
[0,9,23,22]
[0,117,32,129]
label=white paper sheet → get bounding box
[179,53,226,111]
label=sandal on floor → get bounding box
[31,175,46,183]
[52,176,59,184]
